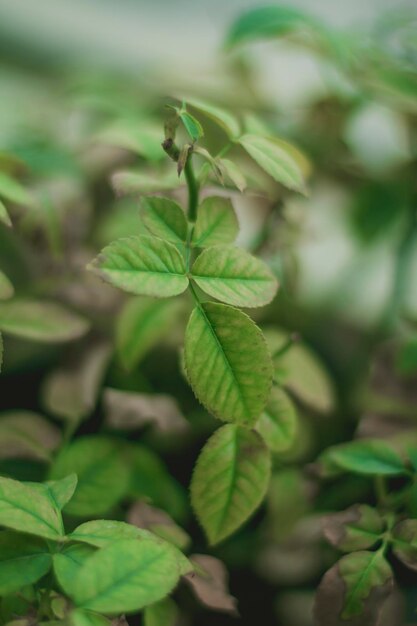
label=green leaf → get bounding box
[392,519,417,571]
[45,474,78,510]
[191,197,238,248]
[49,437,129,517]
[0,476,64,540]
[144,597,179,626]
[87,235,189,298]
[186,98,240,139]
[0,532,51,596]
[0,271,13,300]
[322,505,385,553]
[126,444,188,522]
[218,159,247,192]
[70,608,110,626]
[69,520,151,548]
[191,425,271,544]
[140,196,188,244]
[239,134,306,193]
[266,330,335,413]
[42,342,111,423]
[319,440,406,476]
[0,172,33,206]
[0,199,12,227]
[226,6,311,46]
[256,386,298,452]
[0,299,90,343]
[0,333,2,373]
[184,302,273,426]
[315,550,393,625]
[0,410,61,461]
[116,297,183,371]
[191,246,278,308]
[69,538,181,614]
[179,111,204,142]
[53,544,96,598]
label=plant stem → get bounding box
[184,155,199,222]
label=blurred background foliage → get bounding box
[0,0,416,625]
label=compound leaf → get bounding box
[87,235,188,298]
[191,197,238,248]
[191,424,271,544]
[185,302,273,426]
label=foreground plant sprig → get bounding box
[88,101,306,544]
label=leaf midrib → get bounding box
[196,304,250,418]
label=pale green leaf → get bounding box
[0,299,90,343]
[218,159,246,192]
[0,172,33,206]
[70,538,181,614]
[191,425,271,544]
[179,111,204,141]
[144,597,179,626]
[191,197,238,248]
[53,544,96,598]
[116,296,183,371]
[0,271,13,300]
[49,437,130,517]
[186,98,240,139]
[111,170,180,196]
[239,134,306,193]
[191,246,278,308]
[70,520,152,548]
[0,410,61,461]
[185,302,273,426]
[0,476,64,540]
[87,235,189,297]
[0,199,12,227]
[140,196,188,244]
[256,386,298,452]
[0,532,51,596]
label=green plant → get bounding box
[0,2,416,625]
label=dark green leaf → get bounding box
[0,532,51,596]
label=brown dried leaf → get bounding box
[322,504,385,552]
[42,340,112,423]
[127,501,190,551]
[103,388,188,435]
[0,411,61,461]
[184,554,238,615]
